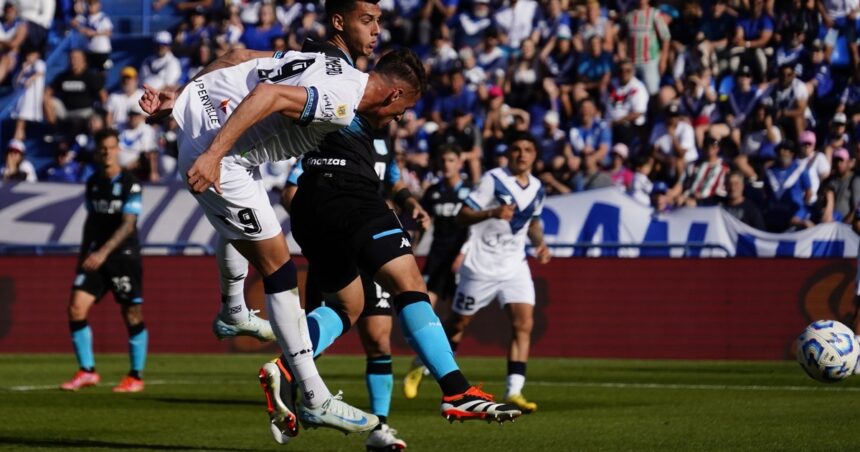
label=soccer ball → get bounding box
[796,320,860,383]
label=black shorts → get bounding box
[291,171,413,294]
[422,242,461,300]
[304,267,393,317]
[72,250,143,304]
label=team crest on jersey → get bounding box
[219,99,229,113]
[432,192,441,199]
[335,104,348,118]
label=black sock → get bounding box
[377,415,388,426]
[507,360,527,377]
[128,370,142,379]
[438,370,470,396]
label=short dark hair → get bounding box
[438,143,462,157]
[374,48,427,95]
[506,130,538,148]
[325,0,380,20]
[94,128,119,146]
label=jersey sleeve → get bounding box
[464,173,495,211]
[122,180,142,216]
[301,75,362,128]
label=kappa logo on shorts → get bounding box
[400,237,411,249]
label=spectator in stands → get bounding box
[649,103,698,183]
[476,27,507,81]
[286,3,325,50]
[44,48,106,136]
[215,6,244,52]
[764,140,814,232]
[505,40,543,111]
[820,148,860,222]
[140,31,182,90]
[819,0,859,67]
[721,65,761,144]
[574,34,614,103]
[608,59,649,156]
[624,0,671,95]
[733,0,775,82]
[494,0,540,51]
[629,153,655,205]
[570,150,613,193]
[186,42,215,81]
[439,108,482,184]
[608,143,634,191]
[739,98,782,178]
[721,170,766,229]
[106,66,143,130]
[452,0,495,50]
[797,130,831,209]
[682,135,730,205]
[823,112,850,155]
[0,1,27,85]
[569,98,611,170]
[71,0,113,72]
[540,26,576,118]
[10,49,44,141]
[535,110,571,175]
[535,0,572,50]
[700,0,735,70]
[118,104,158,180]
[433,70,478,130]
[18,0,53,54]
[41,147,84,183]
[1,139,36,182]
[241,3,284,51]
[764,63,810,142]
[576,0,616,53]
[651,180,673,213]
[174,6,211,59]
[677,69,717,147]
[275,0,303,30]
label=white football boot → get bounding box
[213,309,276,342]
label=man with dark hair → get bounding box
[60,128,148,394]
[140,44,426,437]
[435,131,550,414]
[271,0,520,440]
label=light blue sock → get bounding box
[365,356,393,417]
[307,306,344,357]
[70,322,95,370]
[398,301,459,379]
[128,323,148,375]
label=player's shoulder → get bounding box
[120,170,143,192]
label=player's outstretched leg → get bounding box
[259,359,299,444]
[211,238,275,342]
[393,290,521,423]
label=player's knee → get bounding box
[68,304,86,321]
[512,316,533,334]
[391,291,430,314]
[122,304,144,325]
[263,260,298,293]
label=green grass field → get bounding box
[1,354,859,451]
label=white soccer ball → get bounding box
[796,320,860,383]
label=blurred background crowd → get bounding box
[2,0,860,233]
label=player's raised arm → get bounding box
[186,84,311,194]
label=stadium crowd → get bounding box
[2,0,860,233]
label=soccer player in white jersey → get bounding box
[139,47,425,436]
[444,131,551,414]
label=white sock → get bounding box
[506,373,526,398]
[217,238,249,323]
[266,288,331,408]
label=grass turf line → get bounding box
[0,354,859,451]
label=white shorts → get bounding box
[178,132,281,242]
[452,264,535,316]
